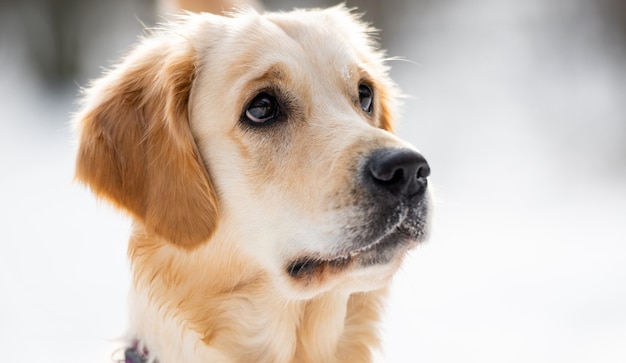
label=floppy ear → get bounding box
[75,25,218,249]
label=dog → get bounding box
[74,5,431,363]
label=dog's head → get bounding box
[75,6,431,299]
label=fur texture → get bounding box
[75,6,431,363]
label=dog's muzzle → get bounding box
[286,147,431,280]
[346,147,431,256]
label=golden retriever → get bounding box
[74,6,431,363]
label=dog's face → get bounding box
[189,9,431,296]
[76,7,431,300]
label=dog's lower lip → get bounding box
[287,255,352,278]
[287,226,408,278]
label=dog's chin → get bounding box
[282,193,431,297]
[285,219,428,287]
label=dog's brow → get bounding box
[357,66,374,84]
[252,63,288,85]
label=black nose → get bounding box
[366,148,430,198]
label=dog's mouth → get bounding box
[286,215,426,280]
[286,239,377,279]
[285,193,430,284]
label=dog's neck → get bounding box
[126,229,386,363]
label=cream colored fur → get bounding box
[75,6,430,363]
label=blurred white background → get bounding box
[1,0,625,362]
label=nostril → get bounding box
[388,169,404,185]
[417,162,431,179]
[376,168,404,185]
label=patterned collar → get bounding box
[124,343,150,363]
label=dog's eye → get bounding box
[245,92,279,124]
[358,83,373,114]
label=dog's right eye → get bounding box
[245,92,279,125]
[358,83,374,114]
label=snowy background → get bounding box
[1,0,625,362]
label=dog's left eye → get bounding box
[245,92,279,124]
[358,83,374,114]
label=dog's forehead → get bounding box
[264,12,362,62]
[216,9,375,81]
